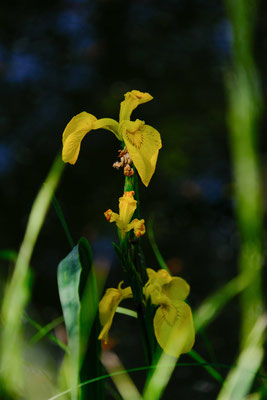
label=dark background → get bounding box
[1,0,267,398]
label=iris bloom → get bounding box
[104,191,145,239]
[144,268,195,357]
[98,268,195,358]
[62,90,162,186]
[98,281,132,343]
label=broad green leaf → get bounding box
[78,238,103,400]
[57,237,103,400]
[58,242,81,400]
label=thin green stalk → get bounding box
[28,315,64,345]
[189,349,223,383]
[48,362,242,400]
[121,171,155,365]
[147,218,169,272]
[24,314,68,352]
[52,194,74,250]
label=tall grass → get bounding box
[0,155,64,398]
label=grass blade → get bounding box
[0,155,64,397]
[194,272,249,333]
[147,218,169,272]
[217,314,267,400]
[24,313,67,352]
[28,315,64,345]
[52,194,74,250]
[224,0,264,346]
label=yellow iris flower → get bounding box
[144,268,195,357]
[98,268,195,358]
[62,90,162,186]
[104,191,145,239]
[98,281,132,343]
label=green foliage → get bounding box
[57,237,103,400]
[0,155,64,398]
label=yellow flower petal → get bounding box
[153,301,195,357]
[94,118,120,140]
[62,112,97,164]
[118,191,137,226]
[119,90,153,122]
[98,282,132,343]
[120,120,162,186]
[104,192,139,239]
[126,218,146,238]
[62,113,119,164]
[162,277,190,304]
[104,209,119,223]
[146,268,156,278]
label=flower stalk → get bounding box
[61,89,195,368]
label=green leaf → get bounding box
[78,238,104,400]
[58,242,81,400]
[57,237,103,400]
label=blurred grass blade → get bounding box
[143,351,177,400]
[0,155,64,397]
[217,314,267,400]
[189,349,223,383]
[28,315,64,345]
[24,313,67,352]
[57,237,102,400]
[50,360,257,400]
[224,0,264,345]
[52,194,74,250]
[194,272,249,333]
[102,351,142,400]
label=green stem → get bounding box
[121,169,154,365]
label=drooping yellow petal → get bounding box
[62,112,119,164]
[119,90,153,122]
[62,112,97,164]
[98,282,132,343]
[153,301,195,357]
[94,118,121,140]
[126,218,146,238]
[120,120,162,186]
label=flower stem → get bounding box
[121,170,155,365]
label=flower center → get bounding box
[125,127,144,149]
